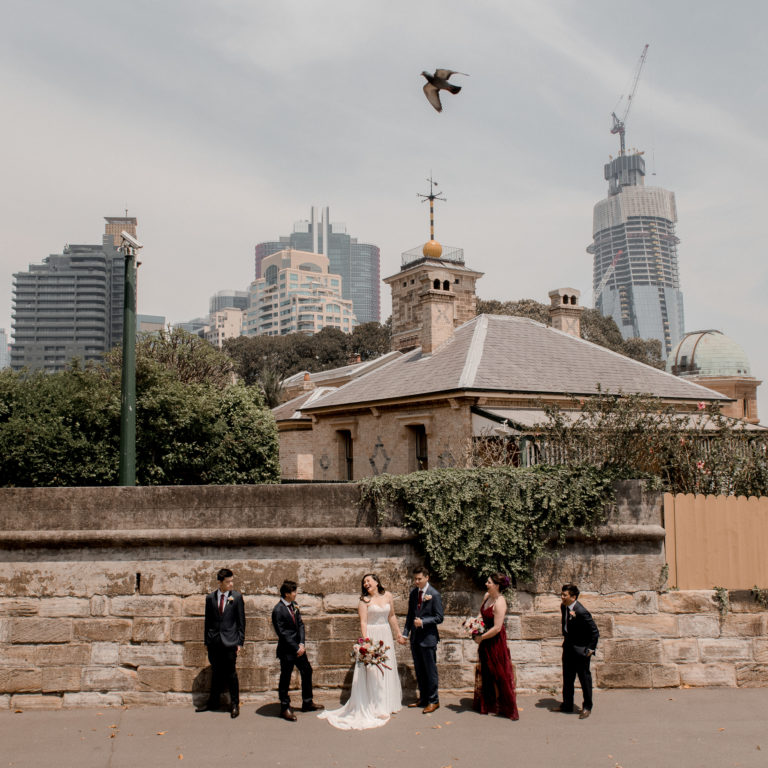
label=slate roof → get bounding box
[281,351,402,387]
[272,387,338,422]
[302,314,729,412]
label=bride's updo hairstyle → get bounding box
[360,573,386,601]
[489,572,512,593]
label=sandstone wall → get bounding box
[0,481,766,710]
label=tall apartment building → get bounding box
[246,249,356,336]
[0,328,10,369]
[11,216,137,372]
[254,207,380,324]
[587,153,684,358]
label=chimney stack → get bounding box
[548,288,583,338]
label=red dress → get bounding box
[472,600,519,720]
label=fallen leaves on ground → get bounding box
[156,731,166,736]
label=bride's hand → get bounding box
[397,635,407,645]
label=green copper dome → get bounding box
[668,330,752,378]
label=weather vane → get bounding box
[417,174,446,243]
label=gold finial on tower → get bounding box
[417,174,445,258]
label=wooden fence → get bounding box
[664,492,768,589]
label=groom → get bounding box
[403,565,444,713]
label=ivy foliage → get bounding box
[360,466,618,582]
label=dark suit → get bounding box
[403,584,444,705]
[203,589,246,708]
[561,600,599,712]
[271,600,314,711]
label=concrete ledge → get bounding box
[0,527,417,549]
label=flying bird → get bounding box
[421,69,468,113]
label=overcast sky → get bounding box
[2,1,766,418]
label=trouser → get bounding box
[278,653,314,710]
[411,642,439,704]
[207,641,239,707]
[562,644,593,711]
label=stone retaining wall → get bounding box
[0,481,766,709]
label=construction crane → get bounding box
[593,249,623,307]
[611,44,649,156]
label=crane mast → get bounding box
[611,44,649,156]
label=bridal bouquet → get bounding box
[461,616,486,637]
[351,637,392,673]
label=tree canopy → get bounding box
[0,329,279,487]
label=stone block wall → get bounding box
[0,481,766,709]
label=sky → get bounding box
[2,0,767,418]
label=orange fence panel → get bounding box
[664,493,768,590]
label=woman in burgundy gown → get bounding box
[472,572,519,720]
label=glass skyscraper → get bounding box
[254,207,380,324]
[587,153,684,358]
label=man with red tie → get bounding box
[198,568,246,718]
[271,579,324,721]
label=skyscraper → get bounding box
[11,216,136,372]
[0,328,10,369]
[587,153,684,358]
[246,249,356,336]
[254,207,380,324]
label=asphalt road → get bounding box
[2,689,766,768]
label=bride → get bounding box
[319,573,404,729]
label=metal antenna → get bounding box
[417,173,446,242]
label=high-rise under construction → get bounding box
[587,152,685,359]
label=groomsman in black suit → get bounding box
[403,565,444,713]
[553,583,599,719]
[271,579,324,721]
[198,568,246,718]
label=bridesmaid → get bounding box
[472,572,519,720]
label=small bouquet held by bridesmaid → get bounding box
[461,615,486,638]
[351,637,392,673]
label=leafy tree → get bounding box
[350,320,392,360]
[0,330,279,487]
[477,297,664,369]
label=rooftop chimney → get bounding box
[419,274,457,355]
[548,288,583,338]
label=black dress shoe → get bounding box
[301,702,324,712]
[230,705,240,719]
[550,704,574,713]
[579,708,591,719]
[280,708,297,722]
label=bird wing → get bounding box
[434,69,469,80]
[423,82,442,112]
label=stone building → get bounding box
[273,240,734,482]
[668,329,761,424]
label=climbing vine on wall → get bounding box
[360,466,620,582]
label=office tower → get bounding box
[137,315,166,335]
[0,328,10,369]
[245,249,356,336]
[587,153,684,358]
[11,217,137,372]
[209,289,249,315]
[254,207,380,324]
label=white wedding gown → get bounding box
[318,603,402,730]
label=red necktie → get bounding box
[417,590,423,610]
[289,604,296,623]
[219,594,225,615]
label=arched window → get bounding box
[433,279,441,290]
[570,295,577,305]
[562,295,568,304]
[443,280,450,291]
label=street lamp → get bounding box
[118,230,143,486]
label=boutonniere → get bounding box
[423,594,433,602]
[227,596,235,604]
[569,610,576,618]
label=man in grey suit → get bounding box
[402,565,444,713]
[197,568,246,718]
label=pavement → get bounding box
[1,689,767,768]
